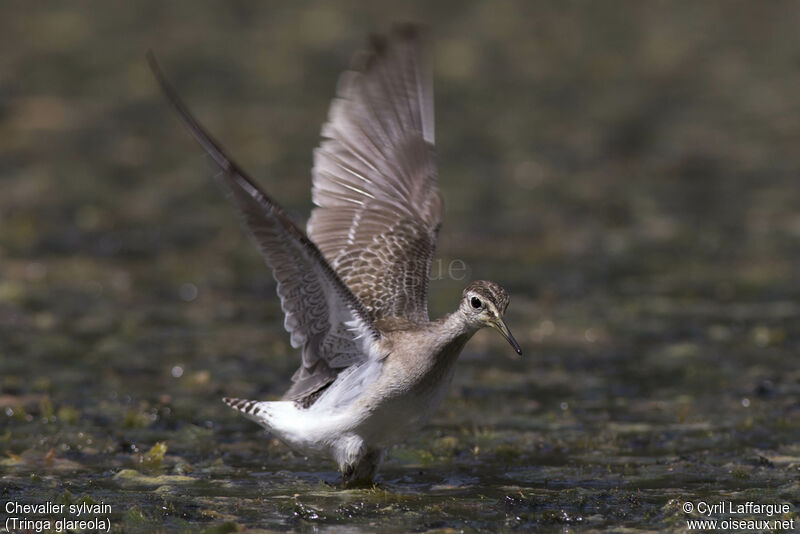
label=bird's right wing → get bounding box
[148,53,384,404]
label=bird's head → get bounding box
[460,280,522,356]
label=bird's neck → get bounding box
[434,310,478,357]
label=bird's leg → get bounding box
[342,448,386,487]
[341,463,355,486]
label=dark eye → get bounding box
[470,297,482,309]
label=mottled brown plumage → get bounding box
[308,25,440,326]
[150,25,521,485]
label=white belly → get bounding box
[244,339,466,469]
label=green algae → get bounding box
[140,441,168,468]
[113,469,197,487]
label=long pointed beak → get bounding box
[492,317,522,356]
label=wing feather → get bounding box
[308,25,442,324]
[148,53,383,403]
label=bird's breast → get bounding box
[354,331,472,446]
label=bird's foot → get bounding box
[340,448,385,488]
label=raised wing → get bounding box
[308,25,442,324]
[148,53,383,404]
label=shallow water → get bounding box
[2,2,800,532]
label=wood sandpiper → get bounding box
[148,24,521,485]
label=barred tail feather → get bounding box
[223,397,271,426]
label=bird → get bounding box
[148,24,521,486]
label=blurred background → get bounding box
[1,1,799,531]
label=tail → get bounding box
[223,397,271,427]
[222,397,326,456]
[223,397,358,462]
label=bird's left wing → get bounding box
[148,53,384,404]
[308,26,442,325]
